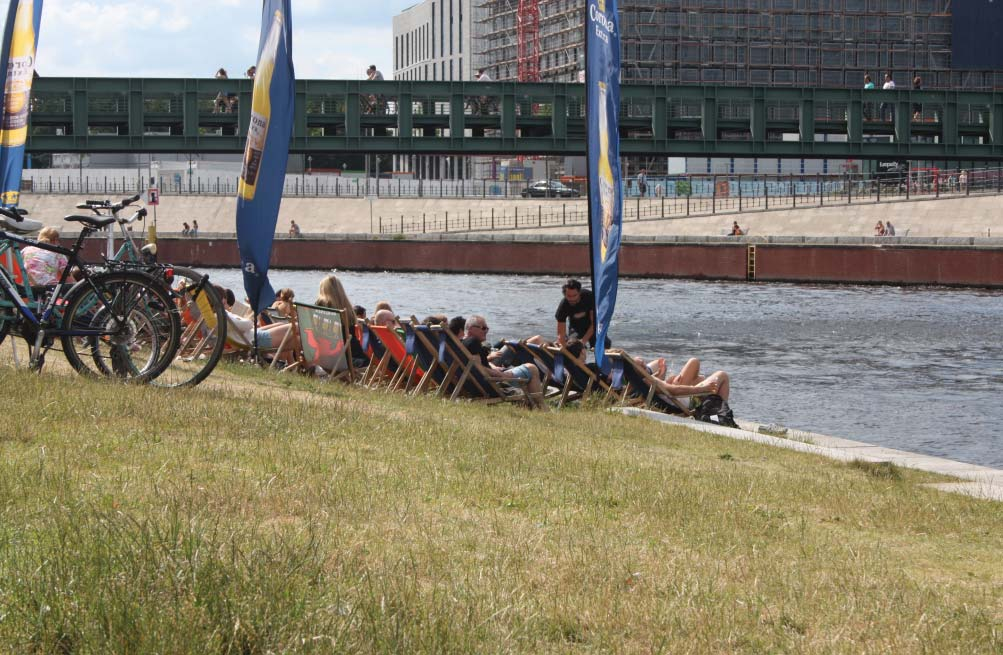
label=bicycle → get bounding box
[73,195,227,388]
[0,206,181,382]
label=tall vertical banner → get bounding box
[585,0,622,370]
[0,0,43,208]
[236,0,294,314]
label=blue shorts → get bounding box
[508,364,534,381]
[256,329,276,349]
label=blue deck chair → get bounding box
[545,344,612,408]
[436,328,528,404]
[404,321,456,395]
[605,350,697,416]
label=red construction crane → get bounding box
[517,0,541,82]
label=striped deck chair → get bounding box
[605,350,700,416]
[294,302,354,381]
[501,341,563,399]
[436,328,529,405]
[545,345,612,408]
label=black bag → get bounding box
[694,394,738,428]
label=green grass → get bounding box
[0,363,1001,653]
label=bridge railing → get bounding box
[375,167,1003,235]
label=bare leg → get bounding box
[697,371,730,400]
[670,358,702,385]
[525,335,547,346]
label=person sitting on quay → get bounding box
[191,220,199,238]
[874,220,886,237]
[288,220,302,237]
[181,222,190,236]
[885,219,896,236]
[731,221,744,236]
[463,314,545,408]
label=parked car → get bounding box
[521,180,581,198]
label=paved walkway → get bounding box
[18,191,1003,239]
[620,408,1003,503]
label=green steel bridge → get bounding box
[26,77,1003,160]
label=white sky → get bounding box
[32,0,417,79]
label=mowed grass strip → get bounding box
[0,364,1001,654]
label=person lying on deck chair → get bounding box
[464,314,545,405]
[216,285,296,364]
[637,355,731,401]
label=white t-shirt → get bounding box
[882,80,896,90]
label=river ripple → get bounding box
[206,269,1003,469]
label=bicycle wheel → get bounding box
[60,271,181,383]
[151,266,227,388]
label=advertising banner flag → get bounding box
[585,0,621,371]
[236,0,294,314]
[0,0,43,208]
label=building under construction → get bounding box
[477,1,1003,90]
[475,1,1003,175]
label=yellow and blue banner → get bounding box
[585,0,621,370]
[0,0,43,208]
[236,0,294,314]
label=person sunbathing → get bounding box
[639,356,730,400]
[215,286,295,363]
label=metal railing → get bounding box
[19,171,571,199]
[376,167,1003,235]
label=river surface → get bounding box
[206,269,1003,469]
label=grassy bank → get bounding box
[0,364,1001,653]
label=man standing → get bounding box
[555,278,607,349]
[881,72,896,122]
[463,315,544,405]
[637,168,648,197]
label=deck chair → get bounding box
[368,324,424,392]
[605,350,700,416]
[294,302,355,381]
[217,304,298,369]
[408,322,461,396]
[545,345,612,408]
[357,320,392,387]
[436,328,529,405]
[501,341,564,399]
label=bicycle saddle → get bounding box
[64,214,117,229]
[0,214,42,235]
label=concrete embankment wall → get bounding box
[129,235,1003,288]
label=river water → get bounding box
[207,269,1003,469]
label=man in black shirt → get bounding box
[462,315,543,399]
[556,278,607,349]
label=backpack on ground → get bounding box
[693,394,738,428]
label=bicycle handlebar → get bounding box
[75,194,144,214]
[117,208,147,225]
